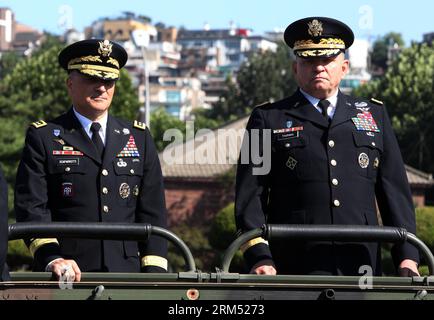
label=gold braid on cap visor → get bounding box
[296,48,342,57]
[68,63,120,79]
[293,38,345,50]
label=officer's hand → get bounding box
[252,265,277,275]
[398,259,420,277]
[48,258,82,282]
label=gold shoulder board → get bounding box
[370,98,384,105]
[133,120,146,130]
[31,120,47,128]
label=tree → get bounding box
[207,75,241,122]
[149,108,186,152]
[209,43,297,122]
[150,107,222,152]
[209,202,245,272]
[371,32,405,72]
[353,43,434,173]
[237,43,297,109]
[0,51,21,79]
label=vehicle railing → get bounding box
[221,224,434,274]
[8,222,196,272]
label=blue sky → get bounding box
[2,0,433,45]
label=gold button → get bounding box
[328,140,335,147]
[330,159,337,166]
[102,169,108,176]
[103,206,109,213]
[65,167,71,172]
[102,187,108,194]
[333,199,340,207]
[371,142,376,147]
[332,178,339,186]
[130,169,135,174]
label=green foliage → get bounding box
[415,206,434,253]
[209,203,236,250]
[237,43,297,107]
[353,43,434,173]
[373,207,434,276]
[208,43,297,122]
[150,107,186,152]
[209,202,244,272]
[0,44,69,121]
[190,108,220,131]
[150,107,223,152]
[418,265,430,276]
[371,32,405,71]
[0,51,21,79]
[381,207,434,276]
[168,223,213,272]
[110,69,141,121]
[7,240,32,271]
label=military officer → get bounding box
[0,165,10,281]
[235,17,419,276]
[15,39,168,281]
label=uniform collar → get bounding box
[72,107,108,144]
[299,88,339,118]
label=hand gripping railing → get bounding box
[8,222,196,272]
[221,224,434,274]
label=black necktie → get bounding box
[318,99,331,123]
[90,122,104,159]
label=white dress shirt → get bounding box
[73,107,108,145]
[300,88,339,119]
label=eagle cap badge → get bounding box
[308,19,323,37]
[98,40,113,57]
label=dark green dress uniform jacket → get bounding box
[0,166,9,281]
[235,90,419,276]
[15,109,167,272]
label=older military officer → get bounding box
[235,17,419,276]
[15,39,168,281]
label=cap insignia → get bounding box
[308,19,323,37]
[98,40,113,57]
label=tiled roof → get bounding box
[159,116,434,188]
[405,165,433,186]
[159,116,248,178]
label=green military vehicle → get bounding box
[2,222,433,300]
